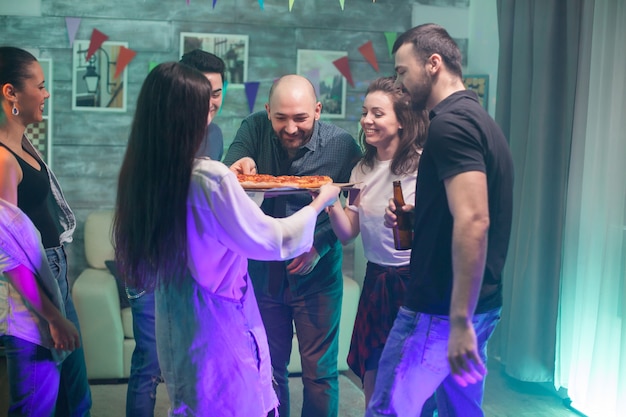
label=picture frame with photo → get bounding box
[463,74,489,111]
[297,49,347,119]
[72,40,128,112]
[180,32,249,86]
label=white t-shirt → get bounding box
[348,159,417,266]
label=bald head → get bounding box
[268,74,318,107]
[265,74,322,157]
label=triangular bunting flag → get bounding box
[258,0,264,9]
[86,29,109,62]
[358,40,379,72]
[213,0,217,8]
[305,68,321,98]
[289,0,295,12]
[384,32,397,58]
[65,17,81,48]
[114,46,137,79]
[332,56,354,88]
[245,81,261,114]
[339,0,345,10]
[148,61,159,73]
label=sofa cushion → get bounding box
[72,269,127,379]
[84,210,115,269]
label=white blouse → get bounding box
[185,158,318,299]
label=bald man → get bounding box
[224,75,362,417]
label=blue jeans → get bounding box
[257,277,342,417]
[126,289,162,417]
[47,246,92,417]
[366,307,501,417]
[2,335,60,417]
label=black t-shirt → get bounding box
[405,90,514,315]
[0,143,60,248]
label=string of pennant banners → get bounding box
[186,1,379,10]
[65,13,397,114]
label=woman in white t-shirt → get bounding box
[327,76,428,406]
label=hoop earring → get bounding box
[11,103,19,116]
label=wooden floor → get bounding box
[482,360,583,416]
[1,353,585,416]
[344,358,585,417]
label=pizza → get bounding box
[237,173,333,189]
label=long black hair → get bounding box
[113,62,212,290]
[359,76,428,176]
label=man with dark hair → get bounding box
[124,50,228,417]
[367,23,514,417]
[180,49,226,160]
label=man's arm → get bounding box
[310,133,361,258]
[223,117,261,168]
[444,170,490,387]
[289,131,361,275]
[287,212,335,275]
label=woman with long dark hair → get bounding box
[113,62,339,417]
[0,46,91,416]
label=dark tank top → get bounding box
[0,143,60,248]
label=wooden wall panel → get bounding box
[42,0,239,22]
[237,0,412,31]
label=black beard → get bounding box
[411,97,428,112]
[408,78,432,112]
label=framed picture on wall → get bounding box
[180,32,249,86]
[28,58,53,165]
[72,40,128,112]
[463,74,489,111]
[296,49,347,119]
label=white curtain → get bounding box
[556,1,626,416]
[494,0,586,382]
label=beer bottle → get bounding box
[392,180,412,250]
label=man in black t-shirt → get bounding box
[367,24,514,417]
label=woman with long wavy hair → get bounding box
[327,76,430,408]
[113,62,339,417]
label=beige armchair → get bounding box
[71,210,134,380]
[72,210,360,380]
